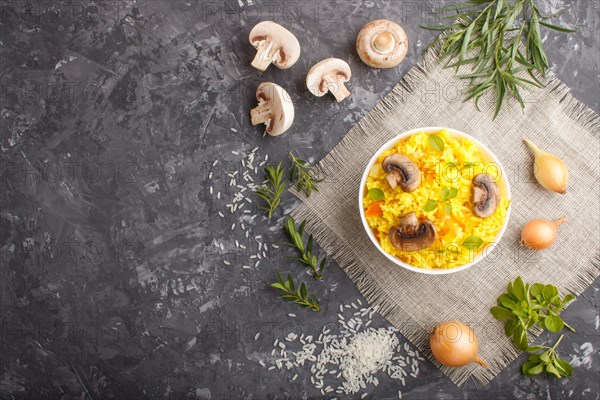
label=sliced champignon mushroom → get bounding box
[249,21,301,72]
[389,212,437,251]
[356,19,408,69]
[306,58,352,102]
[250,82,294,136]
[382,154,421,192]
[471,173,500,218]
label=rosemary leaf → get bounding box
[284,217,327,280]
[255,162,285,219]
[270,270,320,311]
[289,152,323,197]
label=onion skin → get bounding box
[524,138,568,194]
[521,218,567,250]
[430,320,488,368]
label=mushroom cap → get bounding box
[306,58,352,97]
[472,173,500,218]
[389,212,437,252]
[382,154,421,192]
[255,82,295,136]
[249,21,301,69]
[356,19,408,69]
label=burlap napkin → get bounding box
[291,46,600,385]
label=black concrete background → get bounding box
[1,1,599,399]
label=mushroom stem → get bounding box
[251,40,277,72]
[373,31,395,53]
[324,75,350,102]
[388,212,437,252]
[250,101,272,125]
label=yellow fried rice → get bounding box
[363,129,510,269]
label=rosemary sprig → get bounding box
[270,270,320,311]
[289,151,323,197]
[423,0,575,118]
[256,161,285,218]
[284,217,327,280]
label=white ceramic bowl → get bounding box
[359,127,512,275]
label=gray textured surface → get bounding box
[0,1,598,399]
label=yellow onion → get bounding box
[430,320,488,368]
[521,218,567,250]
[524,138,568,194]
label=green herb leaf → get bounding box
[526,345,544,353]
[424,200,439,212]
[512,276,526,301]
[530,283,544,298]
[545,363,561,378]
[542,284,559,301]
[284,217,327,281]
[562,294,575,304]
[525,363,544,376]
[289,152,323,197]
[493,277,577,379]
[505,319,518,337]
[368,188,385,201]
[428,134,445,152]
[463,235,483,250]
[256,162,286,218]
[440,187,451,200]
[540,351,551,363]
[554,359,573,377]
[514,325,529,351]
[448,187,459,199]
[544,314,565,333]
[270,270,320,312]
[538,21,576,33]
[423,0,574,118]
[491,306,513,320]
[444,203,453,214]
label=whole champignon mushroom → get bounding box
[250,82,294,136]
[356,19,408,69]
[472,173,500,218]
[389,212,437,251]
[382,154,421,192]
[249,21,301,72]
[306,58,352,102]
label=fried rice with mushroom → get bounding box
[363,129,510,269]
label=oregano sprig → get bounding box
[522,335,573,379]
[270,270,320,311]
[284,217,327,280]
[491,276,575,351]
